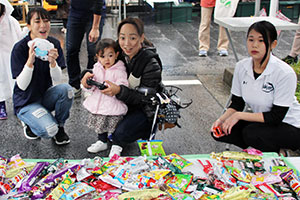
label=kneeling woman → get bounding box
[211,21,300,155]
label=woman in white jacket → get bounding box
[0,0,22,119]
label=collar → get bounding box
[245,53,276,79]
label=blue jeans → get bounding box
[66,14,106,89]
[17,84,74,138]
[111,109,152,147]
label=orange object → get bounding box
[43,0,57,11]
[213,126,225,138]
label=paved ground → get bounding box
[0,13,296,159]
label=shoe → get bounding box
[218,49,228,57]
[53,127,70,145]
[279,148,290,157]
[198,49,207,57]
[73,87,82,98]
[282,55,298,65]
[0,101,7,120]
[21,121,39,140]
[109,145,123,158]
[87,140,108,153]
[61,27,67,34]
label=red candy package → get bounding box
[89,180,118,192]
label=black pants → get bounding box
[212,120,300,152]
[111,109,152,148]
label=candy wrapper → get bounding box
[118,188,167,200]
[225,166,252,183]
[5,163,36,179]
[89,180,117,193]
[164,153,192,170]
[7,155,27,170]
[243,148,263,156]
[251,171,282,185]
[138,140,166,156]
[39,158,67,179]
[60,182,95,200]
[154,156,182,174]
[0,156,7,182]
[280,169,300,197]
[165,174,193,192]
[211,151,262,161]
[27,38,54,61]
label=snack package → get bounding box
[60,182,95,200]
[280,169,300,197]
[243,148,263,156]
[0,156,7,182]
[5,163,36,179]
[251,171,282,186]
[225,166,251,183]
[89,180,117,193]
[165,174,193,193]
[7,155,27,170]
[211,151,262,161]
[164,153,192,170]
[27,38,54,61]
[138,140,166,156]
[5,168,30,192]
[154,156,182,174]
[118,188,167,200]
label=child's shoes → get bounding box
[87,140,108,153]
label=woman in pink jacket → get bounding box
[83,38,128,153]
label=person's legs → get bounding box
[198,7,213,52]
[42,83,73,126]
[17,102,58,138]
[289,16,300,58]
[212,120,250,149]
[111,109,152,148]
[242,122,300,152]
[217,26,229,51]
[85,15,105,69]
[66,16,86,89]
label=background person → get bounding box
[0,0,22,120]
[83,38,128,154]
[11,7,73,145]
[82,17,163,158]
[211,21,300,156]
[198,0,229,57]
[66,0,106,98]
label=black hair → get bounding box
[95,38,119,57]
[117,17,153,47]
[247,20,277,65]
[27,7,50,25]
[0,3,5,18]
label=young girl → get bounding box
[84,38,128,153]
[211,20,300,156]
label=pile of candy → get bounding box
[0,151,299,200]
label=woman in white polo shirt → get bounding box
[211,21,300,156]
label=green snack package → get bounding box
[138,140,166,156]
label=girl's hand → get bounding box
[26,42,36,68]
[81,72,94,88]
[221,112,240,135]
[102,80,120,96]
[48,48,59,68]
[210,119,223,132]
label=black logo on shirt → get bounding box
[262,82,274,93]
[242,81,247,84]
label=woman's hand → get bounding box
[210,119,223,132]
[102,80,121,96]
[81,72,94,88]
[48,48,58,68]
[89,28,99,43]
[221,112,240,135]
[26,42,36,68]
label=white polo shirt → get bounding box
[231,54,300,128]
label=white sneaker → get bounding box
[87,141,108,153]
[109,145,123,158]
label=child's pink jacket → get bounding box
[83,60,128,116]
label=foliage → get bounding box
[291,62,300,102]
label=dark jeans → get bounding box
[212,120,300,152]
[111,109,152,148]
[66,14,105,89]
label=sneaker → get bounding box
[87,140,108,153]
[61,27,67,34]
[21,121,39,140]
[0,101,7,120]
[109,145,123,158]
[282,55,298,65]
[198,49,207,57]
[73,87,82,98]
[53,127,70,145]
[218,49,228,57]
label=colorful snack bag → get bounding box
[138,140,166,156]
[154,156,182,174]
[18,162,49,193]
[7,155,27,170]
[225,166,251,183]
[164,153,192,170]
[280,169,300,197]
[0,156,7,182]
[60,182,95,200]
[89,179,117,192]
[118,188,167,200]
[198,160,213,174]
[251,171,282,186]
[39,158,66,178]
[5,168,30,192]
[5,163,36,179]
[211,151,262,161]
[165,174,193,193]
[243,148,263,156]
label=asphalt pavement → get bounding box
[0,14,296,159]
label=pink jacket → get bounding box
[83,60,128,116]
[200,0,215,7]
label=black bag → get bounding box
[45,0,65,5]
